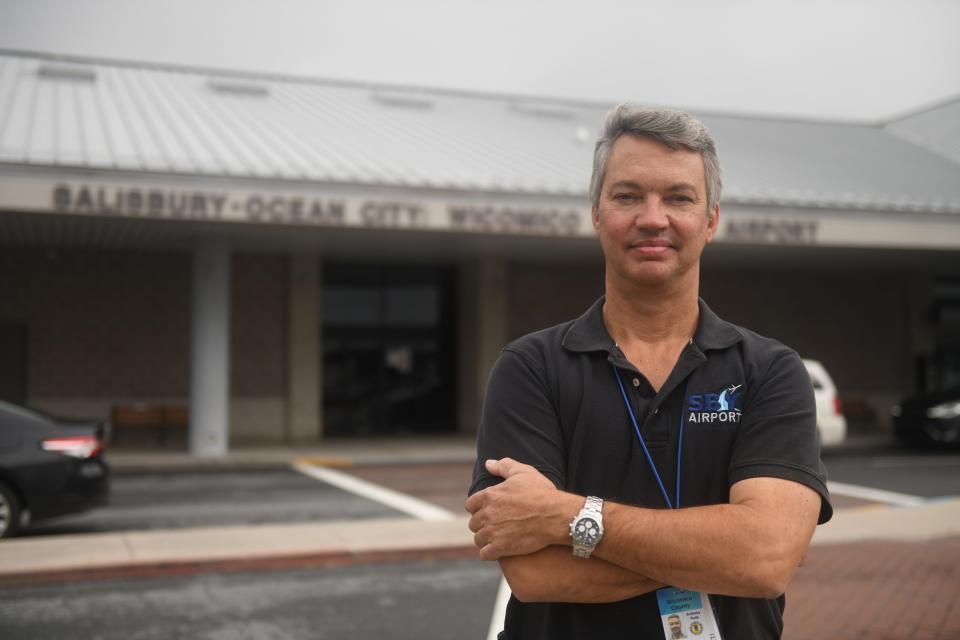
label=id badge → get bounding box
[656,587,722,639]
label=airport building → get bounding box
[1,50,958,454]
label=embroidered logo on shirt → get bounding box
[686,384,744,424]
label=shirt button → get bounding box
[632,378,640,388]
[653,408,660,415]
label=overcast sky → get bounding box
[1,0,958,122]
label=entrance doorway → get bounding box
[322,264,457,436]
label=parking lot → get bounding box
[23,467,411,537]
[21,458,477,538]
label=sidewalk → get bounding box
[0,515,476,586]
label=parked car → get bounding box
[891,387,960,448]
[0,400,110,538]
[802,359,847,448]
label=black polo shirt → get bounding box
[470,297,832,640]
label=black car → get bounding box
[892,387,960,448]
[0,400,110,538]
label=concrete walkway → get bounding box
[0,515,475,585]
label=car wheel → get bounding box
[0,482,21,539]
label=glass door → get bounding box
[322,264,457,437]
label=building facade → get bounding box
[1,51,958,453]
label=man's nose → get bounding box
[633,197,669,230]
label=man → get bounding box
[668,614,688,639]
[465,104,831,639]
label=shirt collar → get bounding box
[561,296,743,354]
[561,297,612,353]
[693,298,743,351]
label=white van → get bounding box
[802,359,847,447]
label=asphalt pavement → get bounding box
[0,558,503,640]
[22,468,407,536]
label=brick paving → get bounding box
[784,537,960,640]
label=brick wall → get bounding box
[0,249,290,440]
[0,249,191,401]
[230,254,287,396]
[506,261,605,339]
[701,269,911,394]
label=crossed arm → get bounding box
[465,458,821,603]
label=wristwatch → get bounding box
[570,496,604,558]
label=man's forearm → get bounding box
[589,481,820,598]
[468,461,821,600]
[500,545,663,603]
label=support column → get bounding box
[458,259,509,434]
[286,254,321,441]
[190,240,230,457]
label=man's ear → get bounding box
[592,205,600,232]
[705,205,720,243]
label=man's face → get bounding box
[668,615,683,636]
[592,135,719,288]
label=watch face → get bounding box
[574,517,601,545]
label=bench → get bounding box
[110,404,188,446]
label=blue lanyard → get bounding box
[612,366,686,510]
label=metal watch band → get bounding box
[583,495,603,516]
[571,495,604,558]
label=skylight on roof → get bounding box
[510,101,577,120]
[206,79,270,97]
[370,90,435,109]
[37,64,97,83]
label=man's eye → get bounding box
[613,193,636,202]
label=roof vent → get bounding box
[510,100,577,120]
[370,90,435,109]
[206,78,270,97]
[37,64,97,83]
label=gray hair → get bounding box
[589,104,723,215]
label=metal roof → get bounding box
[884,97,960,166]
[1,50,958,214]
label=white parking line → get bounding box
[487,577,511,640]
[827,481,927,507]
[291,462,457,522]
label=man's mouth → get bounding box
[629,239,673,255]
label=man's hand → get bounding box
[465,458,579,561]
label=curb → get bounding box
[0,544,479,588]
[0,516,477,588]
